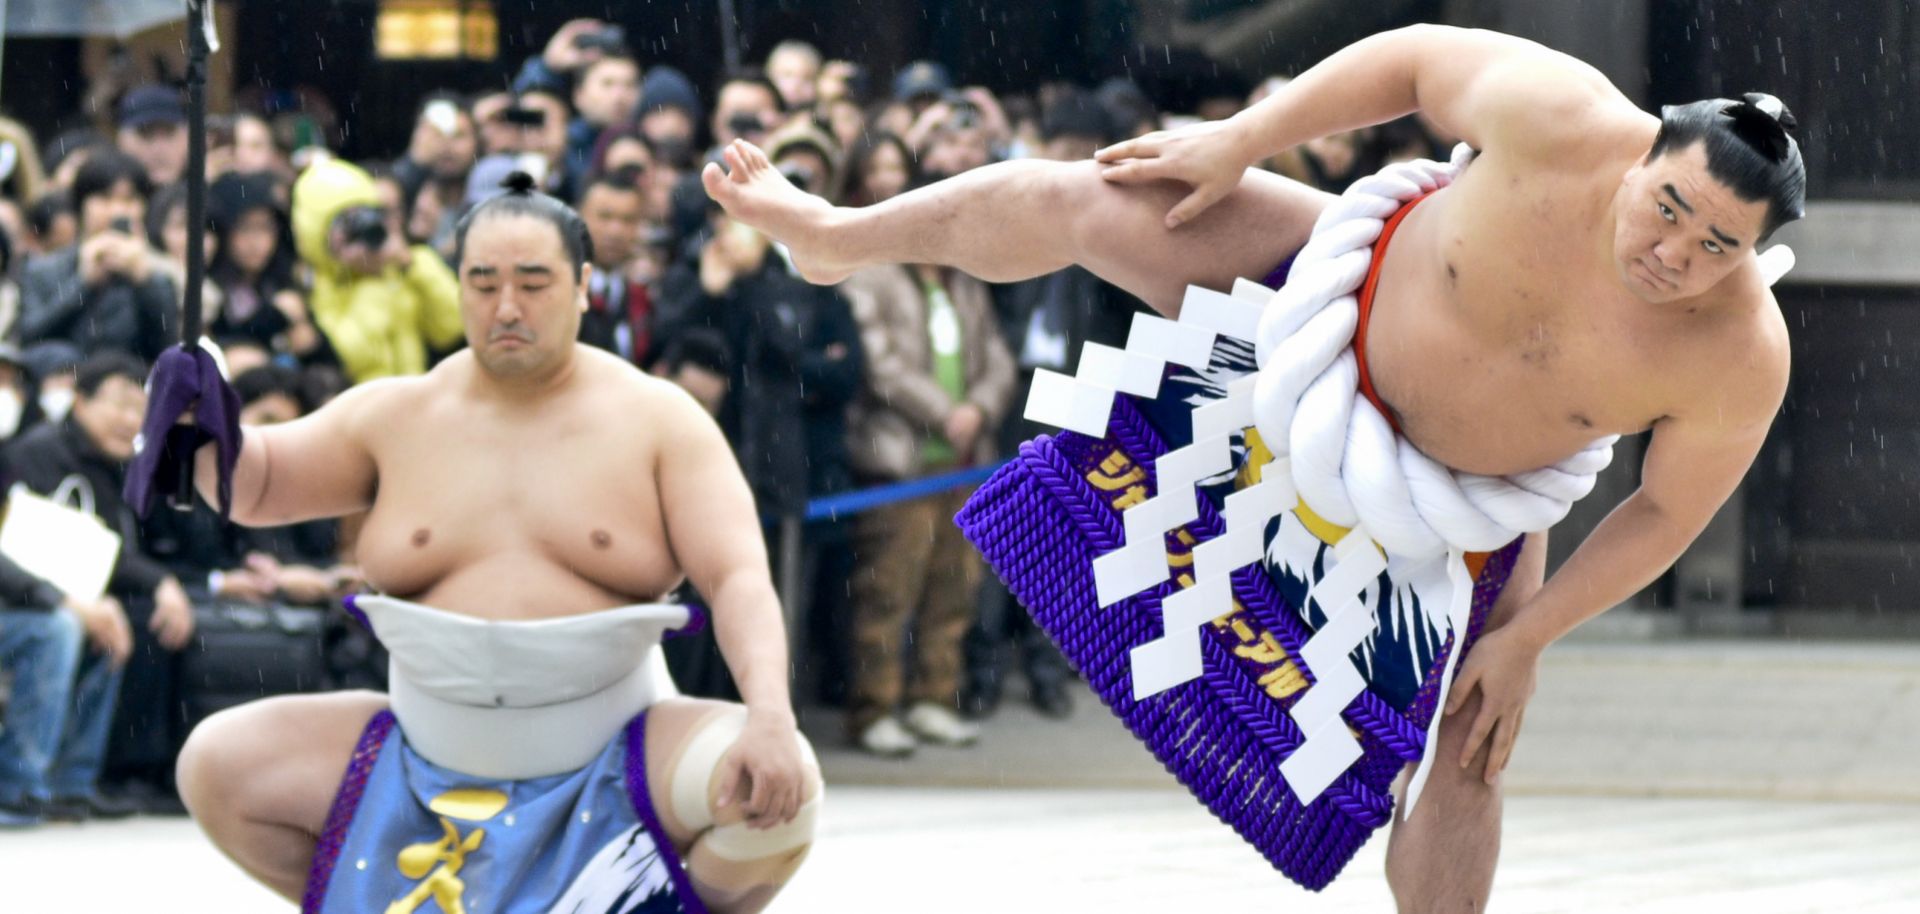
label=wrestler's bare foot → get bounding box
[701,139,858,284]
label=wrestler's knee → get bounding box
[179,690,387,827]
[178,700,268,822]
[671,706,823,845]
[674,708,821,914]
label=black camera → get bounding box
[501,105,547,128]
[110,216,134,235]
[573,26,627,55]
[778,162,819,193]
[940,92,982,131]
[335,206,388,250]
[727,113,766,139]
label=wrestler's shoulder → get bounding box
[1673,279,1790,405]
[311,365,455,430]
[1468,48,1654,165]
[569,346,715,417]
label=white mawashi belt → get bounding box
[356,596,685,780]
[1024,143,1796,812]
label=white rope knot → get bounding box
[1249,144,1620,561]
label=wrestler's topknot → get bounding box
[451,171,595,278]
[1651,94,1806,242]
[499,169,539,195]
[1722,93,1797,162]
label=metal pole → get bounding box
[715,0,742,73]
[778,513,805,672]
[173,0,211,509]
[0,0,11,105]
[182,1,207,345]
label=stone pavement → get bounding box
[801,639,1920,802]
[2,790,1915,912]
[1,639,1914,911]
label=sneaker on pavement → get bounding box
[1029,678,1075,719]
[46,791,142,822]
[903,702,981,747]
[856,717,918,758]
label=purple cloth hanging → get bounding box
[123,344,243,520]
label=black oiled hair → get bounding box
[70,148,153,209]
[451,170,593,279]
[75,350,147,397]
[1649,93,1806,242]
[719,68,788,115]
[233,364,303,410]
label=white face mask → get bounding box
[39,388,73,422]
[0,389,21,438]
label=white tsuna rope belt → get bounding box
[1252,144,1618,562]
[1022,143,1796,812]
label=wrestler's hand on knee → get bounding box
[1445,626,1543,784]
[1095,118,1259,229]
[715,713,806,829]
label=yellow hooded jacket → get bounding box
[292,158,463,382]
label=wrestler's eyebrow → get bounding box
[512,264,555,276]
[1662,183,1694,215]
[1708,226,1742,248]
[464,265,499,278]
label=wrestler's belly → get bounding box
[1360,203,1647,476]
[1364,312,1607,475]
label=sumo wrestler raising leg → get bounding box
[705,24,1802,912]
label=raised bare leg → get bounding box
[176,690,391,901]
[1384,532,1547,913]
[647,697,823,914]
[703,138,1332,314]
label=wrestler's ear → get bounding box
[576,262,593,314]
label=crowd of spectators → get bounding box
[0,19,1454,826]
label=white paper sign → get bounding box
[0,482,122,605]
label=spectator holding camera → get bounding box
[291,157,461,383]
[908,90,1003,182]
[391,94,478,212]
[19,149,175,362]
[567,55,641,176]
[512,18,628,98]
[709,71,786,158]
[507,91,575,197]
[510,19,634,194]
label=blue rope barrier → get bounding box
[801,463,1004,522]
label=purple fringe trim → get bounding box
[302,709,396,914]
[623,713,711,914]
[341,593,371,633]
[955,396,1517,890]
[667,604,709,640]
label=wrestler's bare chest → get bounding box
[1361,162,1678,476]
[355,375,684,618]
